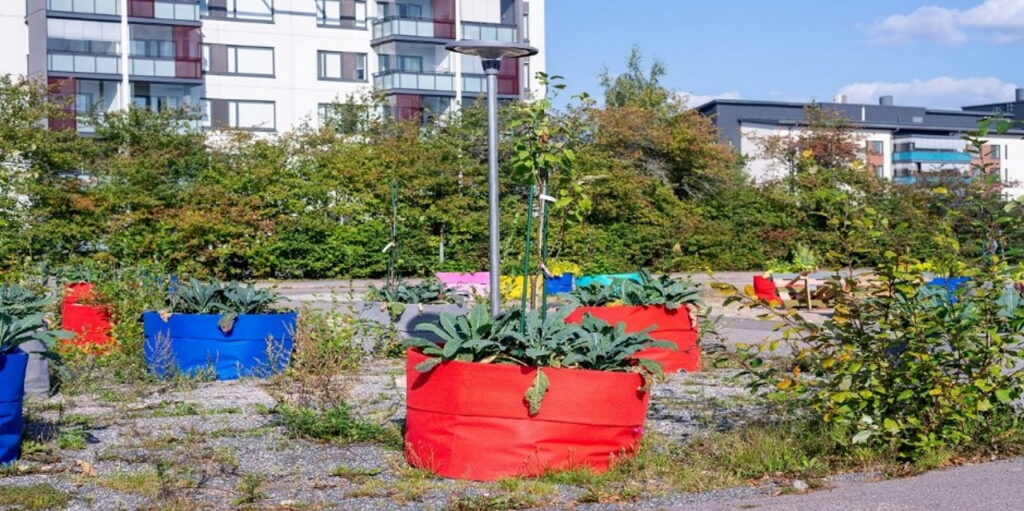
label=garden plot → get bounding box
[0,361,777,511]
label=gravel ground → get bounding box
[0,357,818,511]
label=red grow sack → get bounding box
[61,283,113,346]
[565,305,699,373]
[405,349,649,481]
[752,276,783,305]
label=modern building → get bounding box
[697,90,1024,197]
[0,0,545,133]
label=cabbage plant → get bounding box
[405,305,673,414]
[566,269,702,310]
[162,280,284,332]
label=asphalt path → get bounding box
[671,457,1024,510]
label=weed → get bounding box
[0,483,72,510]
[275,404,393,444]
[329,466,382,480]
[447,492,542,511]
[233,474,268,506]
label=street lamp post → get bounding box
[445,41,538,317]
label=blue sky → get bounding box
[546,0,1023,109]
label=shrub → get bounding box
[735,257,1024,458]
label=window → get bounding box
[205,99,275,131]
[202,44,274,76]
[989,145,1002,159]
[873,165,884,178]
[317,51,367,81]
[395,3,422,17]
[203,0,274,22]
[316,0,367,28]
[378,55,423,73]
[870,140,884,155]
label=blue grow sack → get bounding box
[927,277,970,304]
[143,312,297,380]
[545,273,575,294]
[576,273,642,288]
[0,350,28,465]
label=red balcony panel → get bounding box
[432,0,455,38]
[129,0,154,18]
[47,77,77,132]
[497,58,519,96]
[173,26,202,79]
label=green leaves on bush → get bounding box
[735,262,1024,458]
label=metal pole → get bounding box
[485,59,501,317]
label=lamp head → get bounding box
[445,40,538,60]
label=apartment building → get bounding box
[697,90,1024,197]
[0,0,545,133]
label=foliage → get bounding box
[165,279,280,314]
[0,313,69,356]
[0,284,49,316]
[566,270,702,310]
[755,104,863,173]
[366,279,462,305]
[406,305,670,375]
[731,129,1024,459]
[276,404,394,444]
[565,282,622,307]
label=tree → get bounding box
[598,46,675,112]
[756,104,863,174]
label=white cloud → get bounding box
[870,0,1024,45]
[679,90,741,108]
[836,76,1018,108]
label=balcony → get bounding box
[461,21,517,43]
[463,73,520,96]
[128,0,200,22]
[372,16,455,42]
[892,151,973,164]
[374,70,455,93]
[48,52,120,75]
[130,57,201,80]
[47,0,119,16]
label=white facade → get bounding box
[0,0,546,133]
[0,2,30,77]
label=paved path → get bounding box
[671,457,1024,510]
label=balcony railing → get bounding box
[48,0,119,16]
[129,0,199,21]
[372,16,455,40]
[130,57,201,79]
[892,151,973,164]
[463,72,520,96]
[48,52,120,75]
[374,70,454,92]
[461,21,517,43]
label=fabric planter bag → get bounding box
[61,283,113,346]
[545,273,575,294]
[405,349,650,481]
[752,275,783,305]
[576,273,642,288]
[19,340,50,396]
[434,272,490,297]
[142,312,296,380]
[0,350,28,465]
[355,302,469,347]
[927,277,970,304]
[565,305,700,373]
